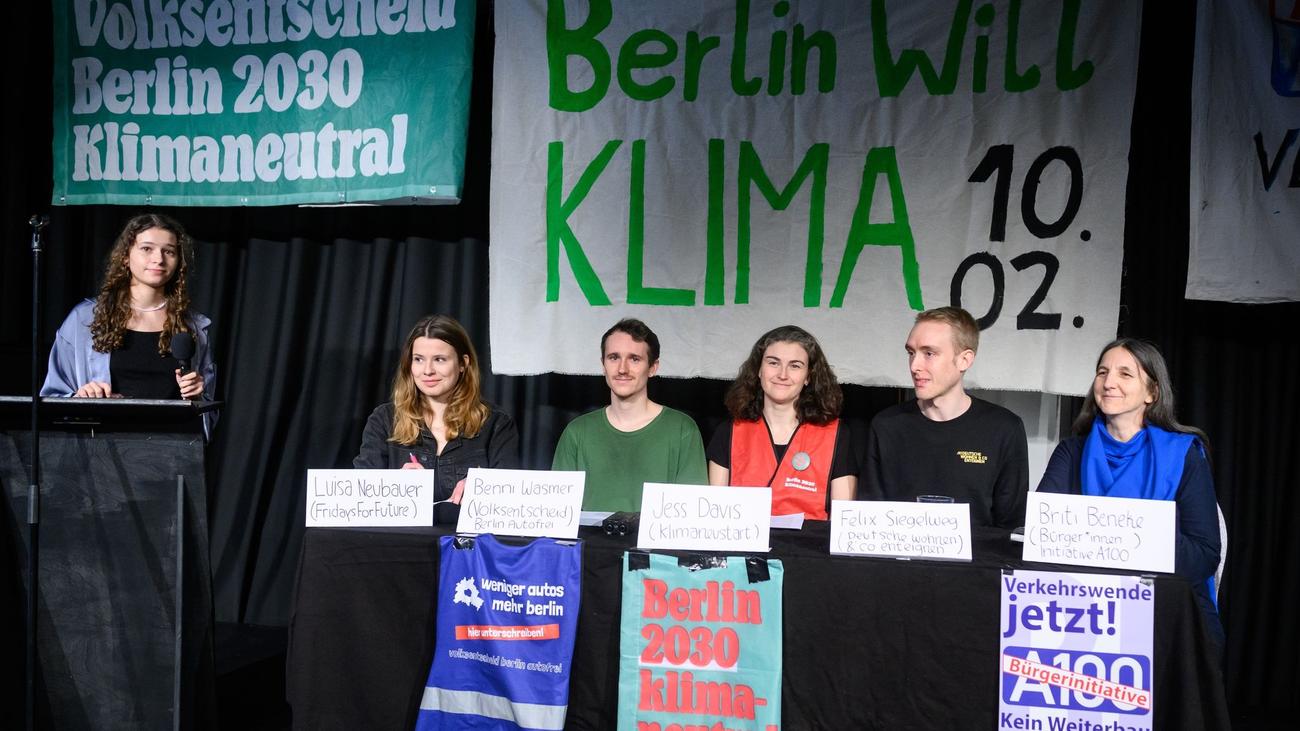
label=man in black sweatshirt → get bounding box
[857,307,1028,530]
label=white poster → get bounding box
[999,570,1155,730]
[1188,0,1300,303]
[491,0,1142,394]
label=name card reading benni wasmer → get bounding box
[456,468,585,539]
[305,469,436,527]
[830,500,973,561]
[1024,491,1175,573]
[637,483,771,552]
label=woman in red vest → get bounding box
[707,325,856,519]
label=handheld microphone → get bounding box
[171,332,195,375]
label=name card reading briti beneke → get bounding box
[636,483,771,552]
[305,469,435,527]
[456,468,585,539]
[1023,491,1175,574]
[830,500,973,561]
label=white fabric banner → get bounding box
[1188,0,1300,303]
[491,0,1142,394]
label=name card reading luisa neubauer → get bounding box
[306,469,436,527]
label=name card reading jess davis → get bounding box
[456,468,585,539]
[830,500,972,561]
[305,469,435,527]
[637,484,771,552]
[1023,492,1175,574]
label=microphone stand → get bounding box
[27,213,48,731]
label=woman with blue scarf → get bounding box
[1037,338,1223,651]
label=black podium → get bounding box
[0,396,219,731]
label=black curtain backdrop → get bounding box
[1118,8,1300,720]
[1,1,1295,723]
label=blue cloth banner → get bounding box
[415,534,581,731]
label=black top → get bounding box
[109,330,180,399]
[354,402,520,524]
[858,397,1028,529]
[707,419,857,479]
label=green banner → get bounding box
[617,552,783,731]
[53,0,474,206]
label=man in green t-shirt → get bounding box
[552,318,707,512]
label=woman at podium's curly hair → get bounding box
[41,213,215,402]
[354,314,520,524]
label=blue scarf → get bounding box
[1081,416,1217,605]
[1080,416,1194,501]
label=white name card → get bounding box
[1023,491,1176,573]
[305,469,435,527]
[456,468,585,539]
[637,484,771,552]
[829,500,973,561]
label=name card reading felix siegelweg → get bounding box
[830,500,973,561]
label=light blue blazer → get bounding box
[41,299,218,436]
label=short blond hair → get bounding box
[914,307,979,354]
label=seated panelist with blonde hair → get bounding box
[355,314,519,524]
[708,325,856,520]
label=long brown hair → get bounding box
[389,314,489,446]
[724,325,842,425]
[1072,338,1210,450]
[90,213,194,355]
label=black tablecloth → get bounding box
[286,524,1228,730]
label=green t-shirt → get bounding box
[551,406,708,512]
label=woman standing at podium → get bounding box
[355,314,519,524]
[1036,338,1223,649]
[41,213,214,402]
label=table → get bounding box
[285,524,1228,730]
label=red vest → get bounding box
[730,419,840,520]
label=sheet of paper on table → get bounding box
[771,513,804,530]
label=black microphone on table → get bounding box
[171,332,195,375]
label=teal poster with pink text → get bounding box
[616,552,783,731]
